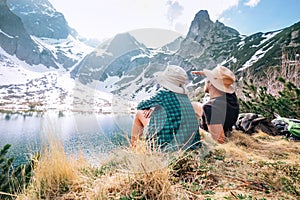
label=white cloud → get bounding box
[244,0,261,7]
[218,17,231,24]
[166,1,184,24]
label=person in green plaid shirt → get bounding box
[131,65,201,151]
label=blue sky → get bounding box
[49,0,300,40]
[222,0,300,35]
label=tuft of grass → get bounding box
[93,140,175,199]
[16,133,88,200]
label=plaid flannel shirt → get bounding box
[137,89,201,151]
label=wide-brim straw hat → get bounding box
[155,65,188,94]
[195,65,236,94]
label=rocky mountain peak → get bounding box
[178,9,240,64]
[195,10,210,20]
[186,10,214,40]
[100,32,146,57]
[186,10,239,42]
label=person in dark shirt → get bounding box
[131,65,201,151]
[192,65,239,143]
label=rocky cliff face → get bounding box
[226,22,300,75]
[7,0,76,39]
[186,10,239,41]
[178,10,300,76]
[177,10,241,69]
[0,0,58,67]
[71,33,148,84]
[0,0,94,110]
[0,0,92,69]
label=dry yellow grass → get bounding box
[210,131,300,199]
[15,131,300,200]
[220,130,300,163]
[16,133,88,200]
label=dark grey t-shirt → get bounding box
[201,93,239,133]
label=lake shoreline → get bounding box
[0,112,133,167]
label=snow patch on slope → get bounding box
[0,45,115,112]
[0,28,14,39]
[251,31,281,48]
[32,35,94,65]
[239,31,281,71]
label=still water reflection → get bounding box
[0,111,133,166]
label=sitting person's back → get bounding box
[138,88,200,151]
[201,92,239,133]
[131,65,201,151]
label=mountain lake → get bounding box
[0,111,133,166]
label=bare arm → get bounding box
[191,101,203,118]
[131,110,151,147]
[207,124,225,144]
[191,71,205,75]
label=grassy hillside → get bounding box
[6,131,299,200]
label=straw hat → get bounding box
[193,65,236,93]
[155,65,187,94]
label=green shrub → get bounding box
[0,144,36,199]
[239,77,300,119]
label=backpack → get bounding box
[235,113,278,135]
[272,114,300,139]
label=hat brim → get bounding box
[203,69,235,94]
[156,72,187,94]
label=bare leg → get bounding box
[131,110,150,146]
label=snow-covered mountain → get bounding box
[0,0,105,112]
[0,45,114,112]
[3,0,94,69]
[7,0,75,39]
[71,31,186,99]
[1,1,299,113]
[73,10,300,101]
